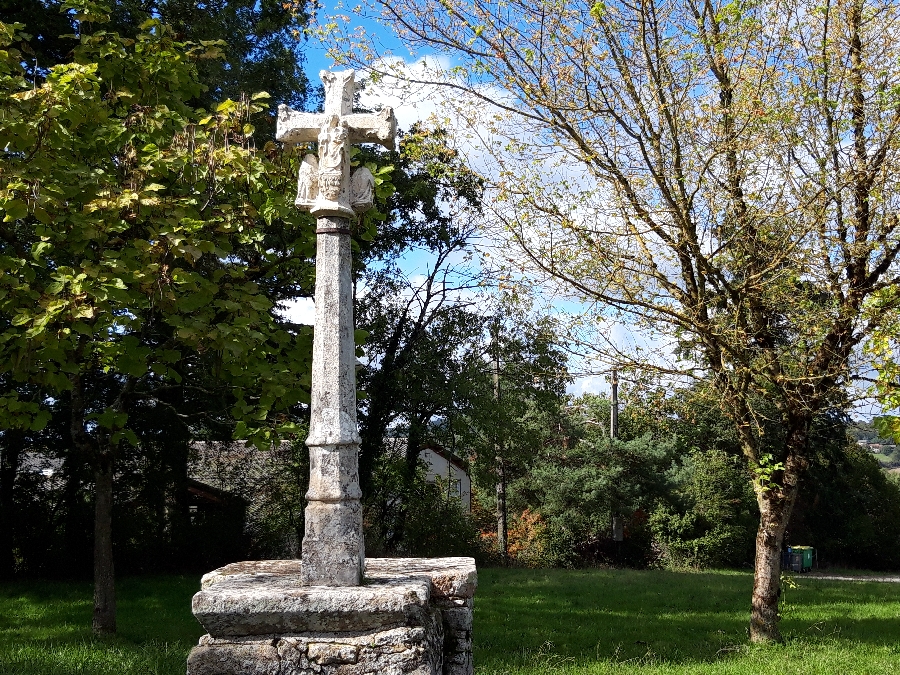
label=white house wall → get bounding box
[419,448,472,512]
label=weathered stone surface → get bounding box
[301,219,364,587]
[276,71,395,218]
[434,597,472,609]
[192,559,474,674]
[187,634,282,675]
[200,558,477,602]
[441,607,472,632]
[444,650,472,675]
[366,558,478,600]
[444,629,472,655]
[187,611,443,675]
[192,574,431,636]
[201,560,303,589]
[307,642,359,665]
[349,167,374,212]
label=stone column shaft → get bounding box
[301,216,363,586]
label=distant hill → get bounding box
[852,419,900,469]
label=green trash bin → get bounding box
[791,545,814,572]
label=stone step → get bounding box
[193,575,432,637]
[189,557,477,675]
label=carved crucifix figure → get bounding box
[277,70,396,217]
[276,71,396,586]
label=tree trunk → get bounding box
[496,458,507,565]
[492,322,508,565]
[0,432,22,579]
[749,446,804,643]
[92,454,116,635]
[62,454,91,578]
[749,495,787,642]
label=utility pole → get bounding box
[610,368,619,440]
[493,318,508,566]
[610,368,623,544]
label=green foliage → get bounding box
[752,453,786,493]
[356,123,484,264]
[462,310,570,483]
[363,451,484,558]
[0,0,311,110]
[650,449,757,569]
[495,381,900,572]
[790,440,900,571]
[0,7,315,448]
[852,419,893,445]
[109,0,311,110]
[510,394,676,567]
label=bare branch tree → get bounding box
[336,0,900,641]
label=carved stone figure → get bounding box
[318,115,348,172]
[350,167,375,212]
[295,154,318,209]
[276,70,397,219]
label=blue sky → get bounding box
[284,6,886,416]
[300,5,409,84]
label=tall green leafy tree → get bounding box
[0,3,313,633]
[438,305,570,563]
[512,391,674,567]
[0,0,316,587]
[108,0,311,110]
[0,0,311,110]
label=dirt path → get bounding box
[805,574,900,583]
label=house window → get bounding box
[449,479,462,498]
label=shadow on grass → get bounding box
[4,568,900,674]
[0,576,204,675]
[474,567,900,670]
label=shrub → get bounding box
[363,454,485,559]
[649,449,757,569]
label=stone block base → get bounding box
[187,557,476,675]
[187,620,442,675]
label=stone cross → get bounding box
[276,71,396,586]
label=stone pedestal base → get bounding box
[187,558,476,675]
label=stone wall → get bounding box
[187,557,476,675]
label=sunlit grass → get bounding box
[0,576,203,675]
[475,568,900,674]
[2,568,900,674]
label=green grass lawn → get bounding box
[2,568,900,674]
[476,568,900,674]
[0,575,203,675]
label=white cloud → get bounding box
[356,56,532,180]
[568,374,609,397]
[357,56,455,133]
[278,297,316,325]
[291,57,683,389]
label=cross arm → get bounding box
[345,109,397,150]
[276,104,397,150]
[276,105,325,145]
